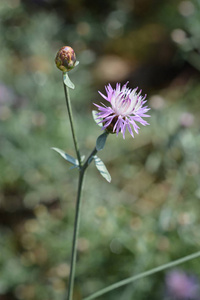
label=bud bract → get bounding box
[55,46,76,72]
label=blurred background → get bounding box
[1,0,200,299]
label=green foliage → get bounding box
[93,155,111,183]
[63,73,75,90]
[51,147,78,167]
[96,132,108,151]
[92,110,103,127]
[1,1,200,300]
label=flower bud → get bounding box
[55,46,76,72]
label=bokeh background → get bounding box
[1,0,200,299]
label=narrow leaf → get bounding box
[51,147,78,166]
[70,165,79,170]
[92,110,103,127]
[63,72,75,89]
[75,61,79,67]
[94,155,111,183]
[96,132,108,151]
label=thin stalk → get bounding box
[66,146,98,300]
[82,147,97,172]
[63,79,82,167]
[63,79,103,299]
[66,169,85,300]
[83,250,200,300]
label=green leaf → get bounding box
[94,155,111,183]
[51,147,78,166]
[96,132,108,151]
[75,61,79,67]
[92,110,103,127]
[63,72,75,89]
[70,165,79,170]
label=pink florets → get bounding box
[94,82,150,139]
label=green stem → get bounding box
[63,87,107,299]
[83,250,200,300]
[63,73,107,300]
[63,78,82,167]
[66,147,98,300]
[66,136,106,299]
[62,73,108,300]
[82,147,98,172]
[67,169,85,300]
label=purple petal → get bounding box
[121,122,127,139]
[102,116,114,129]
[116,118,123,136]
[126,120,134,137]
[98,91,108,101]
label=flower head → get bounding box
[55,46,76,72]
[94,82,150,139]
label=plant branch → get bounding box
[66,170,85,300]
[65,144,99,300]
[82,147,97,172]
[65,131,108,300]
[63,78,82,167]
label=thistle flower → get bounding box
[94,82,150,139]
[55,46,76,72]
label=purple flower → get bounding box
[94,82,150,139]
[165,269,200,300]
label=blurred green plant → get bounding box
[170,0,200,71]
